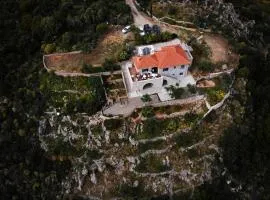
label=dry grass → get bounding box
[44,28,132,73]
[203,33,239,67]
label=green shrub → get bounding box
[141,106,155,118]
[42,43,56,54]
[197,60,214,72]
[102,59,121,71]
[166,85,185,99]
[134,31,177,45]
[96,23,109,34]
[81,63,104,73]
[141,94,152,102]
[184,112,199,124]
[206,88,225,105]
[187,84,197,94]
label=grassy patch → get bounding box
[40,73,106,114]
[174,128,205,148]
[135,118,180,140]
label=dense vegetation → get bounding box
[1,0,270,199]
[0,0,131,199]
[190,0,270,199]
[138,0,270,198]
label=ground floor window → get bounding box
[142,69,149,73]
[163,79,168,86]
[179,72,184,76]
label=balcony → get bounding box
[129,66,161,82]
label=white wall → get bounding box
[133,76,163,93]
[159,65,189,79]
[138,67,157,74]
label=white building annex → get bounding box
[122,39,196,101]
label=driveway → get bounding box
[126,0,153,26]
[126,0,178,33]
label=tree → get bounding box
[96,23,109,34]
[42,43,56,54]
[141,94,152,102]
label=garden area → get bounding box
[197,73,233,106]
[102,74,127,102]
[40,72,106,114]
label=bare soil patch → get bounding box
[196,79,216,88]
[44,28,131,73]
[203,34,229,63]
[203,33,239,66]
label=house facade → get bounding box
[124,39,195,98]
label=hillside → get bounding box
[1,0,270,199]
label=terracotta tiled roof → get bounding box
[133,45,191,70]
[132,54,158,70]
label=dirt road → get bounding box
[125,0,153,26]
[126,0,188,34]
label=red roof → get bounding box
[133,45,191,70]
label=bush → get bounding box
[141,94,152,102]
[206,89,225,105]
[96,23,109,34]
[134,31,177,45]
[81,63,104,73]
[166,85,185,99]
[141,106,155,118]
[197,60,214,72]
[184,112,199,124]
[42,43,56,54]
[102,59,121,72]
[187,84,197,94]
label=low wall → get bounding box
[195,68,234,82]
[151,95,205,107]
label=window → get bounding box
[181,65,185,69]
[142,69,148,73]
[163,79,168,86]
[163,68,169,72]
[179,72,184,76]
[174,66,176,69]
[151,67,158,73]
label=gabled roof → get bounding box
[133,45,191,70]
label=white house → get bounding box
[123,39,195,99]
